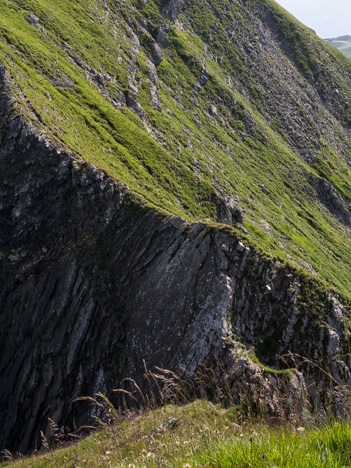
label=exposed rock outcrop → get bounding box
[317,177,351,225]
[0,66,350,454]
[150,43,163,66]
[3,0,351,457]
[216,193,244,225]
[161,0,186,21]
[27,13,40,26]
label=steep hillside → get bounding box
[2,0,351,291]
[2,0,351,455]
[325,35,351,59]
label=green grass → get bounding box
[3,400,351,467]
[1,0,351,297]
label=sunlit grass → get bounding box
[1,0,351,296]
[3,400,351,467]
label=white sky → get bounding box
[275,0,351,38]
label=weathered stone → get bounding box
[27,13,39,25]
[161,0,186,21]
[127,91,145,118]
[1,99,344,452]
[236,241,246,252]
[198,68,210,87]
[316,177,351,225]
[0,12,351,455]
[157,28,170,49]
[217,195,244,225]
[157,417,180,432]
[147,61,162,111]
[139,0,147,9]
[150,43,163,66]
[209,104,217,116]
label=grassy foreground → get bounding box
[2,400,351,467]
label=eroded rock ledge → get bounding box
[0,66,350,454]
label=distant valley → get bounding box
[325,35,351,58]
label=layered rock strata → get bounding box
[0,66,349,453]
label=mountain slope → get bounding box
[1,0,351,454]
[2,0,351,291]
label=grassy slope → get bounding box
[0,0,219,220]
[3,400,351,467]
[1,0,351,295]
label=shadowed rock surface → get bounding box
[1,66,350,453]
[1,0,351,455]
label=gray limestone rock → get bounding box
[27,13,40,25]
[0,36,350,456]
[217,195,244,225]
[161,0,186,21]
[150,43,163,66]
[198,68,210,87]
[157,28,170,49]
[317,177,351,225]
[0,94,348,451]
[147,61,162,110]
[127,91,145,118]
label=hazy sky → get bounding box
[275,0,351,38]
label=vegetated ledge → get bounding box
[0,64,351,457]
[3,400,351,468]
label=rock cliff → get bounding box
[1,0,351,455]
[1,65,350,453]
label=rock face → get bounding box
[317,177,351,225]
[161,0,186,21]
[3,0,351,457]
[0,66,350,453]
